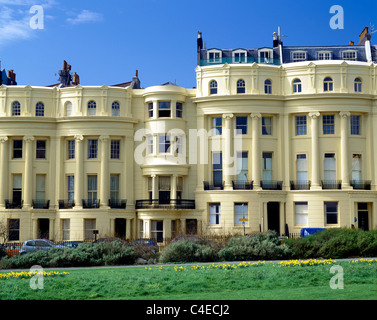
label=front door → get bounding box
[267,202,280,235]
[38,219,49,239]
[115,218,127,239]
[358,203,369,231]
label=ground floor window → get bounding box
[209,203,221,225]
[84,219,96,241]
[62,219,70,241]
[295,202,308,225]
[325,202,338,225]
[234,202,248,225]
[151,220,163,243]
[8,219,20,241]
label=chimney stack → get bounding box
[197,31,203,66]
[358,26,371,45]
[58,60,73,87]
[349,41,354,46]
[8,69,17,85]
[73,72,80,85]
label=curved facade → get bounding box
[1,28,377,242]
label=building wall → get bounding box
[0,59,377,242]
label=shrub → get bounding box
[287,228,377,259]
[218,231,292,261]
[159,237,222,263]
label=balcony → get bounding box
[260,180,283,190]
[203,181,224,190]
[108,199,127,209]
[350,180,371,190]
[82,199,100,209]
[321,180,342,190]
[290,180,311,190]
[199,57,281,67]
[135,199,195,210]
[4,200,23,209]
[58,200,75,209]
[232,180,253,190]
[32,200,50,209]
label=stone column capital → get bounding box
[308,112,321,119]
[99,135,110,142]
[250,113,261,119]
[23,135,34,143]
[222,113,234,120]
[0,136,8,143]
[74,134,84,142]
[339,111,351,118]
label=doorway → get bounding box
[38,219,49,239]
[115,218,127,239]
[267,202,280,235]
[357,203,369,231]
[186,219,198,235]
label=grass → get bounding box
[0,259,376,300]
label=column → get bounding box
[0,136,8,208]
[74,135,84,208]
[124,136,134,206]
[309,112,321,189]
[151,174,158,200]
[180,218,186,235]
[163,219,172,240]
[250,113,261,189]
[222,113,234,190]
[196,114,205,190]
[171,175,177,200]
[99,135,110,206]
[23,135,34,207]
[281,114,290,190]
[340,112,351,189]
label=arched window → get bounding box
[354,78,362,93]
[209,80,217,95]
[264,79,272,94]
[35,102,44,117]
[65,102,72,116]
[236,79,245,94]
[323,77,334,92]
[112,101,120,116]
[292,79,302,93]
[88,100,96,116]
[12,101,21,116]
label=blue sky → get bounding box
[0,0,376,88]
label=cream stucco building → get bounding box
[1,27,377,243]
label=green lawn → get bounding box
[0,259,376,300]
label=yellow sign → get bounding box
[239,218,248,222]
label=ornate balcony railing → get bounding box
[199,57,281,67]
[82,199,100,209]
[321,180,342,190]
[350,180,371,190]
[108,199,127,209]
[203,181,224,190]
[32,199,50,209]
[290,180,311,190]
[4,200,23,209]
[260,180,283,190]
[135,199,195,210]
[232,180,254,190]
[58,200,75,209]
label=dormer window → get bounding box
[318,51,332,60]
[259,49,273,64]
[208,50,222,63]
[232,50,247,63]
[292,51,307,62]
[342,50,357,61]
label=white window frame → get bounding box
[292,51,307,62]
[209,203,221,225]
[342,50,357,61]
[295,202,309,226]
[207,49,222,63]
[258,48,273,64]
[317,51,332,60]
[232,49,247,63]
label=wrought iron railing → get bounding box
[135,199,195,210]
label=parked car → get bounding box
[19,239,64,255]
[132,238,157,246]
[60,241,83,249]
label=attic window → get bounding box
[292,51,307,62]
[232,50,247,63]
[342,50,357,61]
[208,50,222,63]
[259,49,273,63]
[318,51,332,60]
